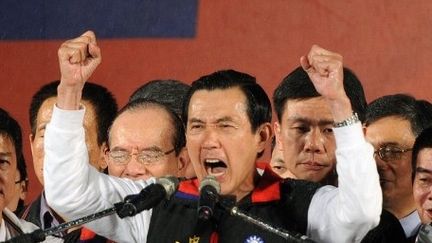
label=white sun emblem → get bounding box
[245,235,264,243]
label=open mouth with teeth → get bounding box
[204,159,227,177]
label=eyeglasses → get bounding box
[373,145,412,162]
[106,148,175,165]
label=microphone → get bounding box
[5,176,179,242]
[417,223,432,243]
[197,175,220,220]
[117,176,179,218]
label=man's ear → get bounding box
[256,122,273,154]
[274,121,283,150]
[19,180,28,200]
[178,147,196,178]
[177,147,189,171]
[29,134,35,157]
[98,142,109,171]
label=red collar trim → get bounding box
[251,164,281,203]
[178,164,281,203]
[80,227,96,240]
[178,178,200,196]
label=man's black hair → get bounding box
[182,69,271,158]
[411,126,432,181]
[365,94,432,136]
[29,80,118,146]
[183,69,272,131]
[129,79,190,118]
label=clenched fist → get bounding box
[57,31,101,110]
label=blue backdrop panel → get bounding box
[0,0,198,40]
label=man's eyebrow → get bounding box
[216,116,234,123]
[189,118,204,123]
[318,120,334,126]
[416,167,432,174]
[110,146,162,152]
[287,117,333,126]
[0,152,12,157]
[37,123,47,131]
[189,117,235,123]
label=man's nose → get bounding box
[304,129,325,153]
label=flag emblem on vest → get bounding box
[245,235,264,243]
[189,235,200,243]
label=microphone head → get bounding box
[199,175,221,193]
[156,175,179,199]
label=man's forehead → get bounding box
[417,149,432,166]
[37,97,56,120]
[282,98,333,122]
[110,108,173,141]
[284,97,329,110]
[0,135,15,153]
[190,87,246,100]
[365,117,416,147]
[189,89,248,114]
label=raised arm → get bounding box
[302,45,382,242]
[44,31,152,242]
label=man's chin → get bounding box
[298,171,328,183]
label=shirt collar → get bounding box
[400,210,421,238]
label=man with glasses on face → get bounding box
[44,31,382,243]
[103,98,189,181]
[78,98,189,242]
[365,94,432,242]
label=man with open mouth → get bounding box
[44,31,381,243]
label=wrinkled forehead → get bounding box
[188,88,248,121]
[416,148,432,169]
[109,107,174,144]
[0,134,17,162]
[0,134,15,150]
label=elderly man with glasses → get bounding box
[103,98,189,181]
[365,94,432,242]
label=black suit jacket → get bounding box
[20,192,82,243]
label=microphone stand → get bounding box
[229,206,315,243]
[218,199,315,243]
[4,204,123,243]
[44,206,118,236]
[5,176,179,243]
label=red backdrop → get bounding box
[1,0,432,202]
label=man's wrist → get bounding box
[333,112,360,128]
[57,82,83,110]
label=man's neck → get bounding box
[234,170,260,202]
[385,197,416,219]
